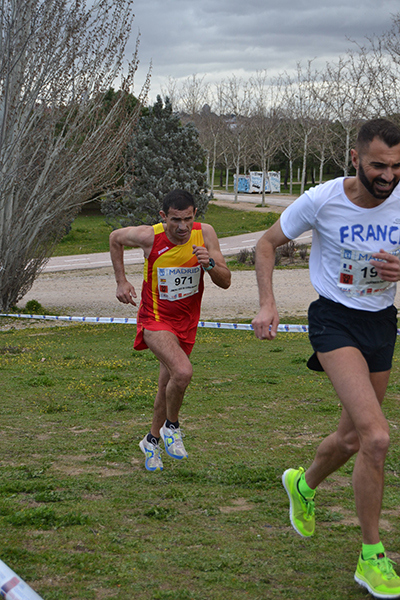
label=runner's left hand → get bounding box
[192,245,210,269]
[370,249,400,282]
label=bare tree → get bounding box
[160,76,180,111]
[195,85,229,196]
[248,71,282,206]
[219,76,251,202]
[167,74,213,186]
[179,73,210,118]
[276,101,301,195]
[279,74,308,194]
[359,16,400,121]
[0,0,149,310]
[281,64,327,195]
[316,52,371,176]
[295,65,333,186]
[219,123,235,192]
[309,116,333,184]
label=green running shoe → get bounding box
[355,553,400,598]
[282,467,315,537]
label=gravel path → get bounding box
[9,264,400,331]
[15,264,317,322]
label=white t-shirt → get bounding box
[280,177,400,311]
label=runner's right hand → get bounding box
[116,281,137,305]
[252,305,279,340]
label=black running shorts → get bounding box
[307,296,398,373]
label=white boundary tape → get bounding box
[0,313,309,332]
[3,314,400,335]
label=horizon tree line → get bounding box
[161,13,400,203]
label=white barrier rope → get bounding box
[0,313,310,332]
[4,313,400,335]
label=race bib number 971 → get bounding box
[337,248,400,297]
[158,266,201,301]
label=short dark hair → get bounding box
[162,189,196,215]
[356,118,400,153]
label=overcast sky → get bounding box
[128,0,400,104]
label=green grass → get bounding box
[204,203,279,238]
[53,206,280,256]
[0,321,399,599]
[55,214,114,256]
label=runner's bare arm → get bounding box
[370,249,400,282]
[193,223,231,289]
[109,226,155,305]
[252,219,291,340]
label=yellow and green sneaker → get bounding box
[355,552,400,598]
[282,467,315,538]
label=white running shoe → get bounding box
[159,423,188,459]
[139,435,163,472]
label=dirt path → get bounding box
[8,264,400,332]
[14,265,317,322]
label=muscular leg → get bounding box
[305,407,360,488]
[305,346,391,544]
[143,329,193,436]
[149,362,169,437]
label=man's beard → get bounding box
[358,161,399,200]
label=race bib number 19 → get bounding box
[158,266,201,301]
[337,248,399,297]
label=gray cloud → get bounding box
[129,0,400,100]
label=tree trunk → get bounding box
[234,160,240,203]
[210,136,217,196]
[206,151,210,187]
[234,136,241,203]
[261,156,267,207]
[284,161,289,190]
[289,159,293,195]
[319,146,325,184]
[344,129,350,177]
[300,132,308,195]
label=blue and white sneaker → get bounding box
[159,423,188,459]
[139,436,163,472]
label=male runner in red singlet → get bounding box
[110,189,231,472]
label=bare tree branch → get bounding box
[0,0,150,309]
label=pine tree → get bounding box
[102,96,209,227]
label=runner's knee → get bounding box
[359,426,390,463]
[172,362,193,390]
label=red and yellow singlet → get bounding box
[134,222,205,354]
